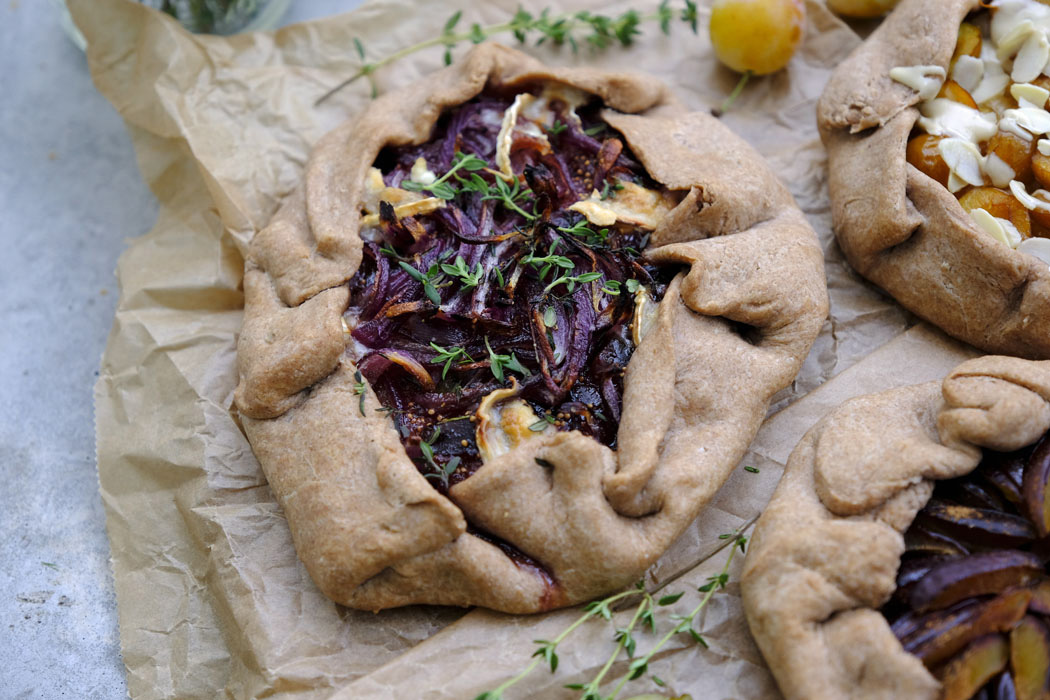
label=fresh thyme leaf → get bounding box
[657,592,684,606]
[493,264,505,288]
[444,10,462,32]
[441,255,485,289]
[683,0,699,33]
[430,342,473,380]
[403,151,487,200]
[658,0,672,34]
[557,218,609,246]
[470,22,486,44]
[601,279,622,295]
[529,413,556,432]
[744,465,760,473]
[583,123,607,136]
[542,305,557,328]
[41,562,59,570]
[625,278,641,294]
[353,38,366,60]
[398,260,443,306]
[614,627,637,657]
[543,270,603,296]
[485,336,530,382]
[546,119,568,135]
[626,658,648,681]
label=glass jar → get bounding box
[56,0,292,50]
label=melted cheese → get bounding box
[631,286,659,346]
[889,65,946,100]
[917,99,998,142]
[359,197,445,228]
[568,182,676,230]
[474,381,551,462]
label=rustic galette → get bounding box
[742,356,1050,699]
[234,43,827,614]
[818,0,1050,358]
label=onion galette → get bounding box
[234,44,827,614]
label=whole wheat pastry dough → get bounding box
[234,43,827,614]
[742,355,1050,700]
[818,0,1050,359]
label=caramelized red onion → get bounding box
[346,89,675,489]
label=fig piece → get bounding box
[918,502,1035,550]
[1011,616,1050,700]
[909,550,1043,613]
[906,521,972,557]
[903,589,1031,667]
[983,452,1028,508]
[938,634,1009,700]
[1023,436,1050,538]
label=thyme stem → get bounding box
[605,532,748,699]
[713,70,752,117]
[477,588,644,700]
[316,4,700,106]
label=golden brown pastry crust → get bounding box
[817,0,1050,359]
[234,43,828,614]
[742,356,1050,700]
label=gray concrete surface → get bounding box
[0,1,361,697]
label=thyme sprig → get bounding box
[475,529,748,700]
[542,270,604,296]
[558,219,610,247]
[485,336,531,382]
[473,175,536,221]
[420,426,460,488]
[399,260,445,306]
[352,369,367,416]
[404,152,487,199]
[521,241,575,281]
[316,2,701,105]
[441,255,486,289]
[430,342,473,380]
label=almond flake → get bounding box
[1011,82,1050,108]
[983,152,1016,187]
[952,55,985,93]
[969,208,1020,248]
[938,138,985,190]
[1018,236,1050,265]
[1013,31,1050,82]
[1010,179,1050,212]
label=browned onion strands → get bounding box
[344,88,676,492]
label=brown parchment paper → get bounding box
[75,0,967,697]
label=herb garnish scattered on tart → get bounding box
[344,84,678,492]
